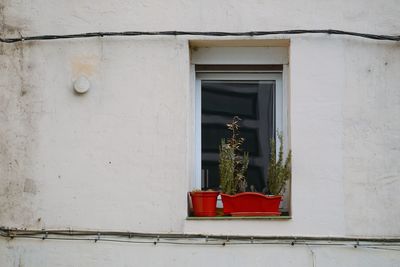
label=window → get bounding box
[195,66,287,194]
[190,43,290,215]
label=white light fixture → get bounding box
[73,76,90,94]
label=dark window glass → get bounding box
[202,124,259,155]
[202,83,258,119]
[201,80,275,192]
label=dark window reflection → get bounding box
[202,84,258,119]
[202,124,259,155]
[201,80,275,193]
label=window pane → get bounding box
[202,82,258,119]
[202,124,259,155]
[201,80,275,192]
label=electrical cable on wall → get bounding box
[1,228,400,251]
[0,29,399,43]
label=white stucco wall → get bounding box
[2,238,400,267]
[1,0,400,266]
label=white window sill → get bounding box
[186,216,291,220]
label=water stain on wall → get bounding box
[0,2,40,228]
[71,55,100,78]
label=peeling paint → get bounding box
[23,179,36,194]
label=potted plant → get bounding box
[189,189,219,217]
[219,116,260,216]
[219,116,249,196]
[219,117,292,216]
[265,132,292,214]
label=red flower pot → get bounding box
[190,191,219,217]
[221,192,282,216]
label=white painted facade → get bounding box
[1,0,400,266]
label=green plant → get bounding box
[219,116,249,195]
[267,132,292,195]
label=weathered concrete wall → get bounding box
[1,0,41,228]
[1,0,400,266]
[342,41,400,236]
[1,37,191,232]
[1,238,400,267]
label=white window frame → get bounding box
[193,71,288,190]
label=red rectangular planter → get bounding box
[221,192,282,216]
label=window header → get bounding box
[191,47,289,65]
[196,64,283,72]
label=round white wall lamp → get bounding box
[73,76,90,94]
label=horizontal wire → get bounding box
[1,228,400,250]
[2,227,400,243]
[0,29,399,43]
[361,246,400,252]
